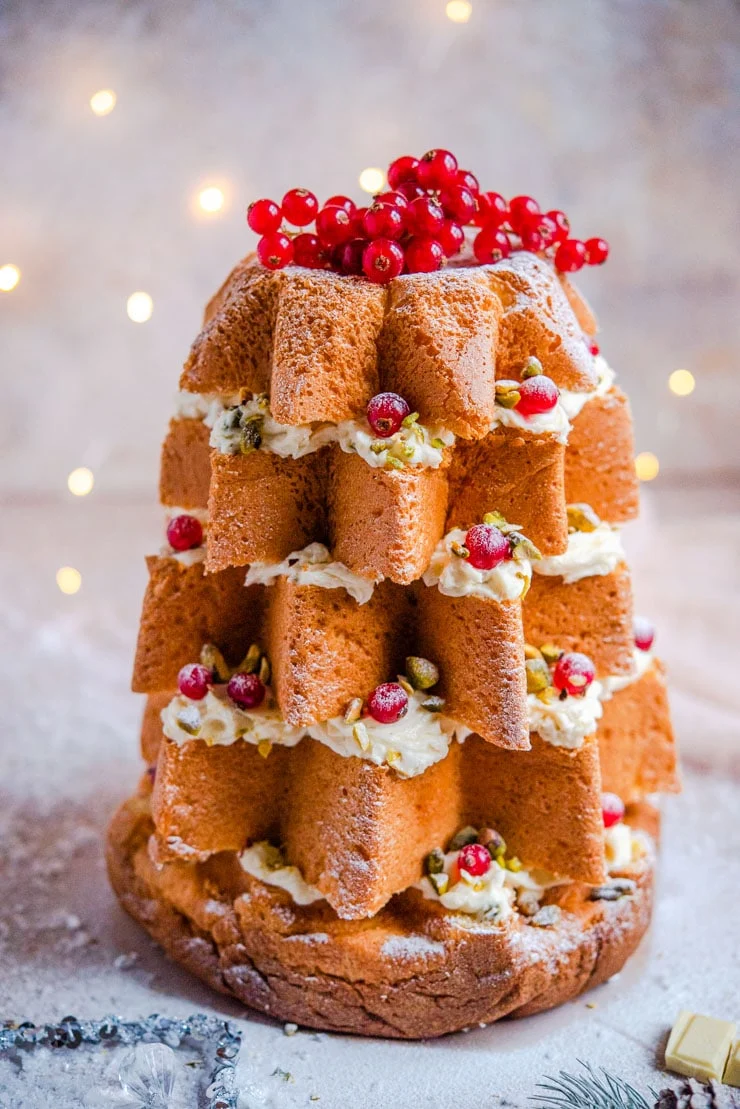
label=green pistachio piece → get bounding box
[258,654,271,685]
[524,643,544,661]
[370,440,387,454]
[430,437,446,450]
[566,502,601,533]
[425,847,446,875]
[405,656,440,691]
[521,356,544,379]
[401,411,420,428]
[450,541,469,559]
[448,826,479,852]
[421,695,445,713]
[429,871,449,895]
[539,642,562,665]
[397,675,415,697]
[176,706,201,736]
[352,721,371,752]
[526,657,551,694]
[477,827,506,858]
[495,381,522,409]
[385,456,405,470]
[239,416,263,453]
[343,697,363,724]
[509,533,542,562]
[506,856,523,873]
[200,642,231,682]
[262,843,285,871]
[257,739,272,759]
[238,643,262,675]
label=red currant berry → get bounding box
[585,237,610,265]
[362,239,404,284]
[374,190,409,210]
[417,148,458,190]
[588,338,600,356]
[456,169,480,196]
[324,195,356,215]
[474,191,508,228]
[246,198,282,234]
[363,202,405,240]
[464,523,511,570]
[473,226,511,264]
[316,205,354,247]
[177,662,212,701]
[366,392,410,437]
[405,236,445,273]
[167,514,203,551]
[516,375,559,416]
[227,671,266,710]
[257,232,293,270]
[508,195,540,232]
[520,226,545,253]
[457,842,492,877]
[367,682,408,724]
[293,233,326,269]
[438,219,465,257]
[552,652,596,696]
[546,210,570,243]
[387,155,420,189]
[408,196,445,236]
[633,617,655,652]
[554,238,587,273]
[339,239,367,276]
[439,184,477,224]
[397,181,426,203]
[281,188,318,227]
[524,213,558,247]
[350,206,369,236]
[601,792,625,829]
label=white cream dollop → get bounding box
[605,822,650,871]
[239,842,324,905]
[332,418,454,470]
[307,691,470,779]
[422,528,531,602]
[245,543,378,605]
[528,679,603,749]
[160,506,209,566]
[558,356,616,421]
[491,386,572,444]
[601,648,655,700]
[417,851,561,920]
[161,688,304,749]
[533,522,624,584]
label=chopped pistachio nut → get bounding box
[478,827,506,858]
[450,540,469,559]
[539,643,562,665]
[536,685,558,705]
[239,415,264,454]
[421,695,445,713]
[401,411,420,428]
[526,657,551,694]
[397,675,415,697]
[425,847,446,875]
[517,890,541,917]
[509,533,542,562]
[494,380,522,409]
[386,455,405,470]
[370,441,387,455]
[566,502,601,533]
[524,643,544,661]
[258,654,271,685]
[429,872,449,895]
[405,656,440,691]
[430,437,446,449]
[239,643,262,675]
[176,706,201,736]
[352,721,371,752]
[448,826,479,852]
[257,740,272,759]
[531,904,561,927]
[200,643,231,683]
[521,356,544,379]
[343,697,363,724]
[506,856,523,873]
[262,844,285,870]
[386,750,402,767]
[483,510,518,532]
[589,879,636,902]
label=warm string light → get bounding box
[56,567,82,595]
[126,291,153,322]
[446,0,472,22]
[635,452,660,482]
[668,369,695,397]
[0,264,20,292]
[67,467,94,496]
[90,89,117,116]
[358,167,386,194]
[197,185,225,214]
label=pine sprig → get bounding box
[532,1061,652,1109]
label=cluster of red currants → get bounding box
[246,148,609,284]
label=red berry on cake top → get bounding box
[166,514,203,552]
[457,842,492,877]
[247,197,282,234]
[515,375,559,417]
[601,792,626,829]
[464,523,511,570]
[367,682,409,724]
[177,662,212,701]
[281,188,319,227]
[634,617,655,652]
[257,232,293,270]
[552,652,596,697]
[366,392,411,437]
[227,672,266,710]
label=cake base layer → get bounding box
[107,791,657,1039]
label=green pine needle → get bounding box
[532,1061,652,1109]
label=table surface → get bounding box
[1,489,739,1108]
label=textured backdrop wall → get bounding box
[1,0,738,497]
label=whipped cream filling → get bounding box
[491,390,572,443]
[601,648,655,700]
[605,823,649,871]
[160,506,209,566]
[528,679,603,748]
[161,688,467,778]
[239,842,323,905]
[533,522,624,584]
[417,852,561,921]
[558,356,616,421]
[207,393,454,469]
[245,542,377,605]
[423,528,531,602]
[161,688,304,749]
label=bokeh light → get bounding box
[90,89,117,116]
[67,467,95,496]
[0,264,21,292]
[635,452,660,482]
[446,0,473,22]
[358,167,386,194]
[56,567,82,594]
[668,369,695,397]
[126,291,153,322]
[197,185,225,214]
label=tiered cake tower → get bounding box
[108,156,678,1038]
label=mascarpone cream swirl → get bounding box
[245,542,377,605]
[417,852,561,921]
[239,842,323,905]
[528,679,603,748]
[423,528,531,601]
[533,522,624,584]
[332,418,454,469]
[601,648,654,699]
[161,688,304,749]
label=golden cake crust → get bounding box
[108,792,656,1039]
